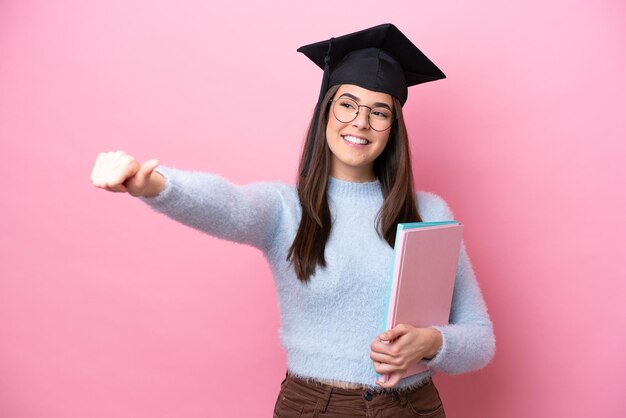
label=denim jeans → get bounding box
[273,372,446,418]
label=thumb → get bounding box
[379,324,407,342]
[140,159,160,177]
[126,159,159,191]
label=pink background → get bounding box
[1,1,625,417]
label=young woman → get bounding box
[91,24,495,418]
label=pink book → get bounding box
[377,221,463,384]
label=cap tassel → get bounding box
[301,37,334,176]
[318,37,334,102]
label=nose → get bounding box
[352,107,370,130]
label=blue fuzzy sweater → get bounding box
[138,165,495,391]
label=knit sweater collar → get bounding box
[327,176,382,201]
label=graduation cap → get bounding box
[297,23,446,175]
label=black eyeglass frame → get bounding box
[328,98,396,132]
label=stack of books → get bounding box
[377,221,463,383]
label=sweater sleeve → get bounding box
[419,194,496,374]
[137,165,286,252]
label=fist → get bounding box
[90,150,161,197]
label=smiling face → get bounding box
[325,84,394,182]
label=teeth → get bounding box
[343,135,368,145]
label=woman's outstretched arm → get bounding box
[90,150,287,252]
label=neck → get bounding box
[330,164,376,183]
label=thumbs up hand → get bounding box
[90,150,163,197]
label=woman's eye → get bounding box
[372,111,390,119]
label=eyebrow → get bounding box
[339,92,393,111]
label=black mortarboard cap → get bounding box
[296,23,446,175]
[298,23,446,106]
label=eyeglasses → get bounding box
[329,97,395,132]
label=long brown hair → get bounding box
[287,85,422,283]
